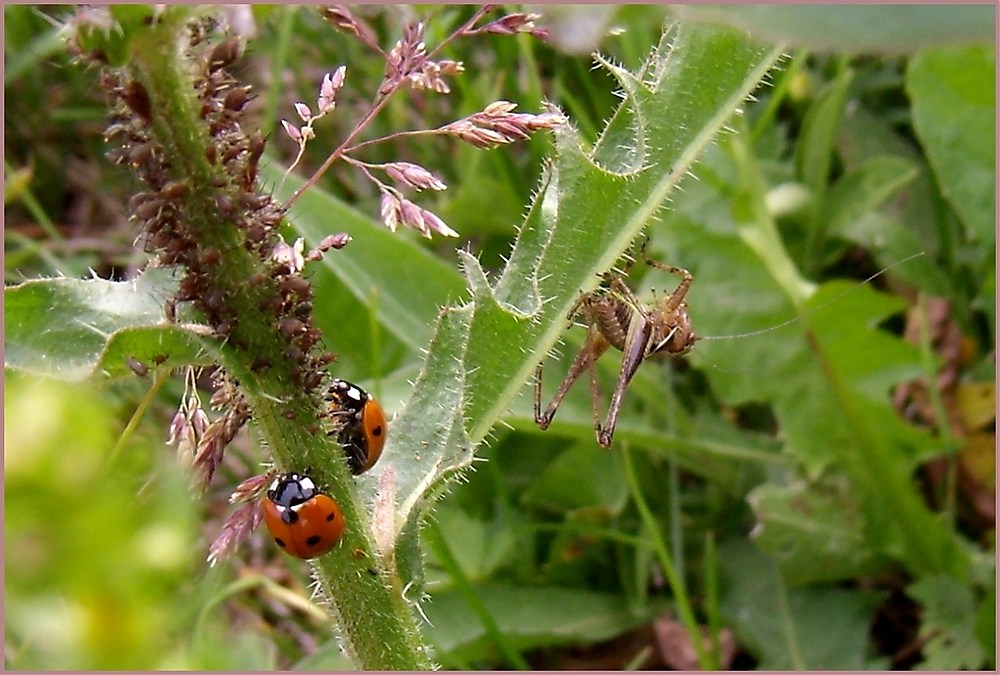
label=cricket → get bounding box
[534,241,697,448]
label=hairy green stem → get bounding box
[127,10,432,669]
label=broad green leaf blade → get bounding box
[907,45,996,246]
[673,5,995,55]
[748,477,885,584]
[825,155,919,237]
[423,506,518,584]
[823,156,920,262]
[357,302,475,536]
[908,575,987,670]
[4,267,214,381]
[96,325,215,379]
[795,70,853,198]
[382,23,783,563]
[468,25,784,436]
[718,538,884,669]
[423,584,659,662]
[834,107,954,295]
[521,443,628,515]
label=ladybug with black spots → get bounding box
[262,471,345,559]
[326,379,387,475]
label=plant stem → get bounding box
[127,12,433,668]
[621,445,710,669]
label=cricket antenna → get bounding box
[699,251,925,342]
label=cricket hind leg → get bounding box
[535,323,610,431]
[596,310,653,448]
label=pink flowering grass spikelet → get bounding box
[279,7,558,241]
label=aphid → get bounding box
[134,198,165,222]
[278,318,306,340]
[222,86,248,112]
[326,379,387,475]
[280,276,313,302]
[199,247,221,266]
[160,180,188,199]
[126,355,149,377]
[121,79,153,122]
[535,244,696,448]
[128,142,154,167]
[208,37,242,73]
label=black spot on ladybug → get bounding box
[274,537,287,549]
[372,425,384,437]
[326,513,336,522]
[306,535,322,547]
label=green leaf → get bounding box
[825,155,919,237]
[4,267,215,381]
[424,584,657,662]
[795,69,853,198]
[424,507,517,585]
[521,443,628,515]
[834,106,955,296]
[672,5,995,55]
[908,575,987,669]
[358,301,475,555]
[718,538,883,669]
[748,476,886,584]
[907,45,996,246]
[369,23,782,567]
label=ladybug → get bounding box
[326,379,387,475]
[262,472,345,559]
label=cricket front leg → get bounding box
[641,248,693,314]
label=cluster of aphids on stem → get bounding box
[95,22,355,505]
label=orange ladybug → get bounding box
[326,379,387,475]
[262,472,345,559]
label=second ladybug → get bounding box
[326,379,387,475]
[262,471,345,559]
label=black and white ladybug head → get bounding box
[268,472,320,509]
